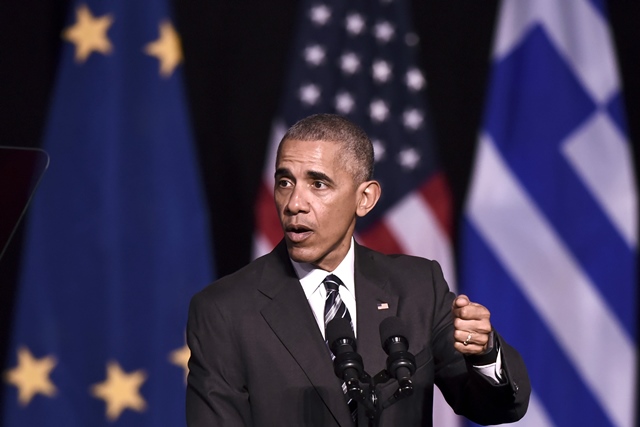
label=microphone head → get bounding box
[379,316,405,344]
[379,316,408,353]
[326,317,355,350]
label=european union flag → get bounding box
[1,1,214,426]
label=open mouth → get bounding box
[285,225,313,243]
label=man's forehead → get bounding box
[280,137,341,149]
[275,139,353,179]
[277,139,343,161]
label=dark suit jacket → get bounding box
[186,240,530,426]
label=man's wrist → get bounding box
[466,330,498,365]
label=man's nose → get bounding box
[285,185,310,214]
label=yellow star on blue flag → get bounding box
[1,0,215,426]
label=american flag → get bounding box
[462,1,637,426]
[253,0,459,425]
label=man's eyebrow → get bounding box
[274,168,335,185]
[275,167,292,178]
[307,170,334,185]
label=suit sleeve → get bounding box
[186,291,252,427]
[428,260,531,425]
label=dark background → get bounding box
[1,0,639,413]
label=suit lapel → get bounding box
[353,244,399,382]
[258,242,353,426]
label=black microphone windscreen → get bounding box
[326,317,354,345]
[379,316,406,346]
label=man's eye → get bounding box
[312,181,326,189]
[277,179,293,188]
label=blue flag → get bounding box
[2,1,214,426]
[461,1,637,427]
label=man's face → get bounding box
[274,138,360,271]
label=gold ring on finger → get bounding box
[463,333,472,346]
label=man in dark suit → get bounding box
[186,114,530,426]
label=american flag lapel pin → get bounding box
[377,302,389,310]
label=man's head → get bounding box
[277,114,374,185]
[274,114,381,271]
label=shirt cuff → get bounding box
[472,347,503,383]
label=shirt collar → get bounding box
[291,238,356,298]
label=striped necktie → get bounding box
[323,274,352,332]
[323,274,357,423]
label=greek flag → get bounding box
[461,1,637,427]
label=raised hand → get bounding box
[451,295,492,355]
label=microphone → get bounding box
[326,317,364,392]
[379,317,416,394]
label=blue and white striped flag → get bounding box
[461,1,637,426]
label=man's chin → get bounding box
[285,244,340,271]
[286,245,316,265]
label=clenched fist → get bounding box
[451,295,492,355]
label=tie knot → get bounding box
[323,274,343,293]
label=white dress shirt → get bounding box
[291,238,357,339]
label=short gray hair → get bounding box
[278,114,374,183]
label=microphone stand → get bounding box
[328,317,416,426]
[346,368,414,427]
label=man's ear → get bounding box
[356,180,381,218]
